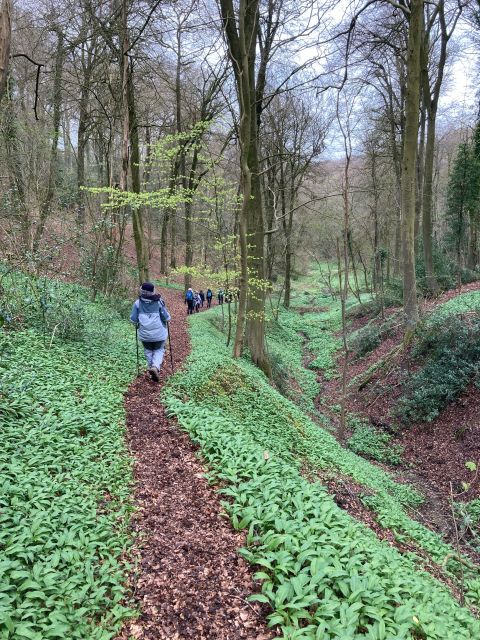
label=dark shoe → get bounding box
[148,366,159,382]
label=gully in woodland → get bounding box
[130,282,171,382]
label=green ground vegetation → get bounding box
[266,310,320,414]
[243,269,350,413]
[164,309,480,639]
[0,269,136,639]
[266,275,402,466]
[346,415,403,466]
[396,291,480,423]
[348,315,399,359]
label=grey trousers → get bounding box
[142,340,165,370]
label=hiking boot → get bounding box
[148,366,159,382]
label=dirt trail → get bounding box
[118,290,274,640]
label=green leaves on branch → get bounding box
[86,185,188,211]
[171,264,240,288]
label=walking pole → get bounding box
[167,321,174,373]
[135,325,140,376]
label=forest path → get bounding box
[118,289,273,640]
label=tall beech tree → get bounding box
[118,0,149,283]
[420,0,462,294]
[33,26,64,251]
[401,0,423,330]
[218,0,271,375]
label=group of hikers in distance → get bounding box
[130,281,235,383]
[184,287,230,314]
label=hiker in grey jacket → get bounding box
[130,282,171,382]
[194,292,201,313]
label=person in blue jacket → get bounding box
[130,282,171,382]
[206,288,213,308]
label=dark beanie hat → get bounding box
[140,282,155,296]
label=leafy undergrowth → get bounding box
[346,415,403,466]
[396,291,480,423]
[267,311,320,414]
[342,288,480,426]
[266,300,345,413]
[267,296,404,465]
[349,315,400,360]
[0,273,136,639]
[426,290,480,319]
[295,307,342,376]
[164,311,480,639]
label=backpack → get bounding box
[186,290,193,302]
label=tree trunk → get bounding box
[76,43,93,229]
[422,111,438,293]
[184,148,200,291]
[184,198,193,290]
[170,213,177,269]
[370,147,380,290]
[282,169,295,310]
[119,0,148,283]
[422,0,451,295]
[0,0,11,102]
[127,59,149,281]
[414,100,426,242]
[284,247,292,309]
[160,209,169,274]
[33,29,64,251]
[468,210,479,270]
[246,144,270,375]
[172,28,182,276]
[263,162,276,282]
[384,76,403,278]
[160,166,177,275]
[220,0,270,376]
[347,229,361,301]
[233,177,248,358]
[3,91,30,250]
[143,126,155,259]
[401,0,423,331]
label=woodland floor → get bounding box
[117,290,274,640]
[35,219,480,625]
[314,282,480,547]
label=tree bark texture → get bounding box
[422,110,438,292]
[127,59,149,281]
[219,0,271,377]
[401,0,423,331]
[421,0,451,294]
[414,101,426,242]
[119,0,148,283]
[160,163,178,275]
[3,92,30,250]
[34,29,64,251]
[75,28,97,228]
[0,0,11,102]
